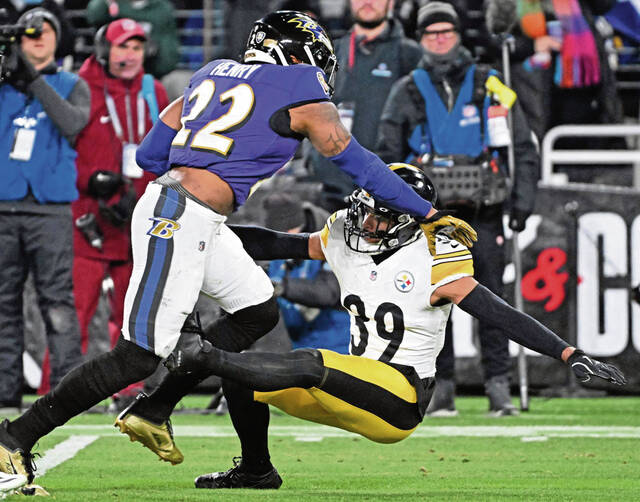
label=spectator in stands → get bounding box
[377,2,539,416]
[71,18,168,410]
[86,0,179,78]
[486,0,624,183]
[309,0,424,207]
[263,193,350,355]
[0,7,88,411]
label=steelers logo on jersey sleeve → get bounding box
[394,271,415,293]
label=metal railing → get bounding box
[541,124,640,188]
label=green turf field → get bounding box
[4,396,640,501]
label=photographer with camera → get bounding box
[0,7,89,410]
[71,18,168,408]
[376,3,539,417]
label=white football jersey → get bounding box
[320,210,474,378]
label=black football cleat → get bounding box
[195,457,282,489]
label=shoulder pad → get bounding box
[431,235,474,285]
[320,211,342,249]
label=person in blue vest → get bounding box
[264,192,350,355]
[0,7,89,416]
[377,2,539,417]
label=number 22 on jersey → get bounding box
[171,79,255,157]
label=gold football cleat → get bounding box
[114,413,183,465]
[18,483,50,496]
[0,420,34,491]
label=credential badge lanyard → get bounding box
[9,99,37,162]
[104,90,145,178]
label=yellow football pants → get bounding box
[254,349,422,444]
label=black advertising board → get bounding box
[453,184,640,393]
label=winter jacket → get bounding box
[72,55,168,261]
[311,18,424,197]
[332,18,424,150]
[377,47,539,215]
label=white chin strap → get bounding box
[303,45,316,66]
[244,46,317,69]
[243,49,279,65]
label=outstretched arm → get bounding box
[289,101,478,253]
[289,101,436,218]
[432,277,627,385]
[228,226,325,261]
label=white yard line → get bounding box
[49,425,640,439]
[31,426,639,479]
[36,435,99,477]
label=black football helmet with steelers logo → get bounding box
[345,164,438,254]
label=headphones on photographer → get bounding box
[93,21,150,68]
[93,25,111,66]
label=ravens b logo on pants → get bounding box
[147,217,181,239]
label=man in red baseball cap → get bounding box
[62,17,168,413]
[101,18,147,80]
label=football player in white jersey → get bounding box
[163,164,626,490]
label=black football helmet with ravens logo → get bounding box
[344,164,438,254]
[243,10,338,95]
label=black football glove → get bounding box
[568,350,627,385]
[98,184,137,226]
[14,48,39,83]
[88,170,123,199]
[5,48,39,91]
[164,331,213,376]
[419,210,478,256]
[509,208,530,232]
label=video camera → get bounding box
[0,8,42,82]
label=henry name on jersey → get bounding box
[209,61,262,80]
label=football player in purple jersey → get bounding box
[0,11,476,494]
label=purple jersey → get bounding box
[168,59,331,207]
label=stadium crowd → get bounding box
[0,0,636,494]
[2,0,637,408]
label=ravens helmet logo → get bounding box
[287,16,333,51]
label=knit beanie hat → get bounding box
[417,2,460,33]
[18,7,61,45]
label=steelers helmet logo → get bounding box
[394,271,415,293]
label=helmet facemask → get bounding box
[344,189,421,254]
